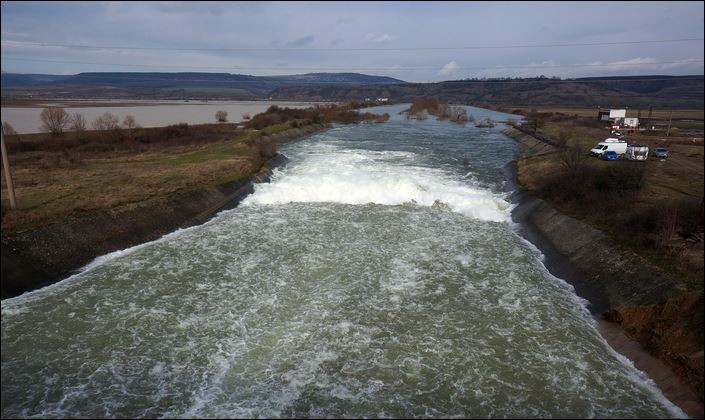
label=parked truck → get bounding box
[590,138,628,157]
[625,144,649,161]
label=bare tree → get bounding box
[526,112,546,134]
[40,107,71,136]
[121,115,140,143]
[448,105,469,123]
[122,115,139,130]
[215,110,228,123]
[70,113,87,138]
[556,130,572,150]
[92,112,120,131]
[560,144,587,174]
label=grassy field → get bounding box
[1,123,273,233]
[513,113,704,291]
[1,102,389,233]
[158,86,254,96]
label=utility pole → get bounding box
[1,124,18,210]
[666,108,673,137]
[647,106,653,130]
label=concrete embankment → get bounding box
[504,126,703,417]
[1,124,326,300]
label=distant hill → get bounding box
[1,72,702,108]
[269,75,704,108]
[0,73,72,87]
[1,72,406,100]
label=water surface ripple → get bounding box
[1,105,683,418]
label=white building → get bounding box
[609,109,626,119]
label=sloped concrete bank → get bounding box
[504,126,703,417]
[1,124,326,300]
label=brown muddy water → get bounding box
[0,100,320,133]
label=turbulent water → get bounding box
[1,105,684,418]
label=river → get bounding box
[0,105,684,418]
[0,100,319,134]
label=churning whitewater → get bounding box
[1,105,684,418]
[243,146,510,222]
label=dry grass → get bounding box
[1,101,388,233]
[1,124,266,232]
[508,106,704,120]
[515,115,704,290]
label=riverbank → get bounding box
[505,126,703,417]
[1,123,327,299]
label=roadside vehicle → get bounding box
[653,147,669,158]
[625,144,649,161]
[602,151,620,161]
[590,138,627,157]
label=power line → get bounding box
[1,38,703,52]
[3,56,703,73]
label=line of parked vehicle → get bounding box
[589,136,669,161]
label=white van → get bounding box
[590,138,628,157]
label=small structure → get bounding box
[609,109,626,119]
[597,108,627,123]
[623,117,639,128]
[598,108,611,121]
[376,97,389,103]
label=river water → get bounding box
[0,105,683,418]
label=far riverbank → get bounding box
[0,99,324,133]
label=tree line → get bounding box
[34,107,140,138]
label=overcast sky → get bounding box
[1,1,703,82]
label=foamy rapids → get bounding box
[243,145,511,222]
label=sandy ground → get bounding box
[598,320,703,418]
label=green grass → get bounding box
[262,123,288,135]
[147,142,245,166]
[671,120,705,130]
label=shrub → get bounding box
[623,197,703,249]
[215,110,228,123]
[248,137,278,160]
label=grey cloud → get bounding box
[286,35,315,47]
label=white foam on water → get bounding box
[0,201,241,310]
[508,221,686,418]
[243,146,511,222]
